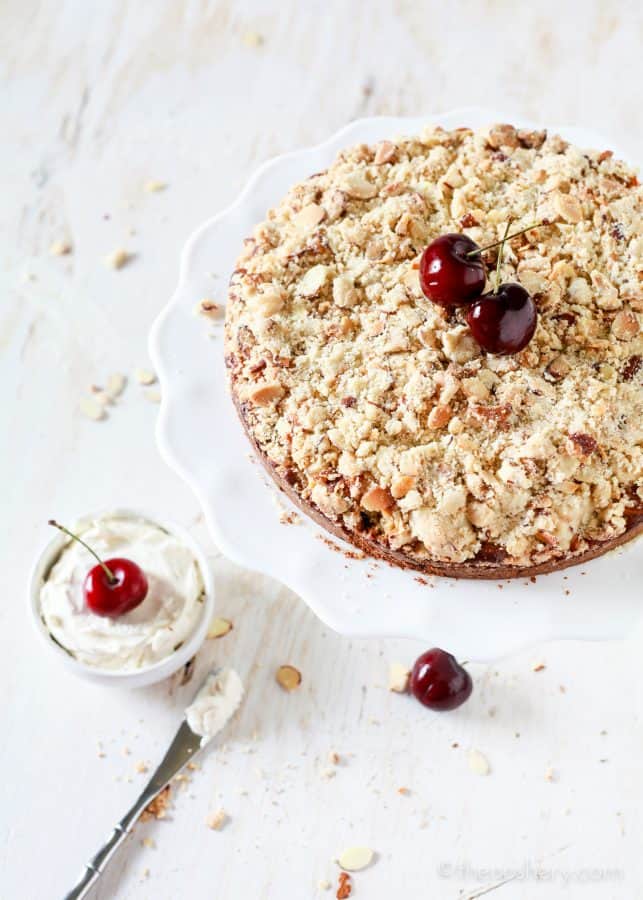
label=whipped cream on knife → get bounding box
[186,668,244,745]
[39,514,205,671]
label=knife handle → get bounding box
[63,790,156,900]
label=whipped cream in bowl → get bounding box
[30,509,215,686]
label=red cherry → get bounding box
[419,234,486,308]
[410,648,472,711]
[49,520,148,619]
[466,282,537,354]
[84,558,148,618]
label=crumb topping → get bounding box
[225,123,642,569]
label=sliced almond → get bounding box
[144,389,162,404]
[294,203,325,231]
[105,248,131,270]
[276,664,301,692]
[298,264,331,298]
[207,617,233,639]
[611,310,639,340]
[553,192,583,224]
[248,383,284,406]
[338,846,374,872]
[135,368,156,386]
[591,270,620,310]
[242,30,263,47]
[373,141,396,165]
[341,172,377,200]
[79,396,105,421]
[467,749,490,776]
[332,274,359,309]
[388,662,410,693]
[256,288,285,317]
[105,373,127,399]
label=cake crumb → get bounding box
[50,239,72,256]
[198,299,222,319]
[206,808,227,831]
[242,30,264,47]
[140,785,171,821]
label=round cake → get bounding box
[224,123,642,578]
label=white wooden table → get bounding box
[2,2,642,898]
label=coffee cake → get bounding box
[224,123,642,577]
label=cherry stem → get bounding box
[48,519,117,584]
[494,219,512,294]
[465,221,543,257]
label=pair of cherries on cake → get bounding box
[419,223,539,354]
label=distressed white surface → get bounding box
[1,2,642,899]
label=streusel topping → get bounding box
[225,124,642,568]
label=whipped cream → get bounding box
[40,514,205,671]
[186,668,244,745]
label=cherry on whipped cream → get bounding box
[410,648,472,711]
[48,520,148,617]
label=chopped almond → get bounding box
[427,404,452,429]
[249,383,284,406]
[388,662,410,693]
[391,475,415,499]
[361,485,394,512]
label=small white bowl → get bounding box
[29,508,215,688]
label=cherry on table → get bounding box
[48,519,148,618]
[466,282,537,355]
[410,648,472,711]
[419,233,486,308]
